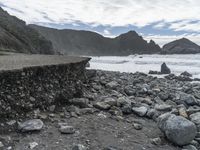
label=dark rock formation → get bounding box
[162,38,200,54]
[30,25,161,56]
[0,7,54,54]
[161,63,171,74]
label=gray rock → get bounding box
[0,141,4,148]
[133,123,143,130]
[161,63,171,74]
[104,146,121,150]
[150,137,162,145]
[190,112,200,125]
[104,97,117,106]
[181,71,192,77]
[69,98,89,108]
[94,102,111,110]
[59,125,75,134]
[72,144,86,150]
[132,106,148,117]
[158,114,197,146]
[121,104,132,114]
[182,145,197,150]
[106,81,118,89]
[146,109,160,120]
[155,104,172,111]
[18,119,44,132]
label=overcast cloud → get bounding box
[1,0,200,46]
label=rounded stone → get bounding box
[158,114,197,146]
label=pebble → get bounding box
[94,102,111,110]
[150,137,162,145]
[29,142,39,149]
[59,125,75,134]
[72,144,87,150]
[133,123,143,130]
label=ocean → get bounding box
[89,54,200,79]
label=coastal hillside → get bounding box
[0,7,54,54]
[162,38,200,54]
[30,25,161,56]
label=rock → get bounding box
[121,104,132,114]
[146,109,160,120]
[49,105,56,112]
[116,97,131,107]
[158,114,197,146]
[106,81,118,89]
[104,146,121,150]
[104,97,117,106]
[79,108,94,115]
[154,104,172,111]
[0,141,4,148]
[182,145,198,150]
[124,86,136,96]
[18,119,44,132]
[69,98,89,108]
[161,63,171,74]
[133,123,143,130]
[190,112,200,125]
[178,106,188,118]
[150,137,162,145]
[94,102,111,110]
[187,107,200,115]
[59,125,75,134]
[149,70,160,75]
[158,92,169,101]
[29,142,38,149]
[181,71,192,77]
[132,106,148,117]
[72,144,87,150]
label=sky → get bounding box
[1,0,200,46]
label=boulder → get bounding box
[158,114,197,146]
[161,63,171,74]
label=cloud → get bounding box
[1,0,200,29]
[1,0,200,45]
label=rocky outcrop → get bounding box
[0,7,54,54]
[162,38,200,54]
[161,63,171,74]
[30,25,161,56]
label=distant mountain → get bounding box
[162,38,200,54]
[0,7,54,54]
[30,25,161,56]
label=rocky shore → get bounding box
[1,69,200,150]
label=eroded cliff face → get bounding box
[0,7,54,54]
[0,55,90,117]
